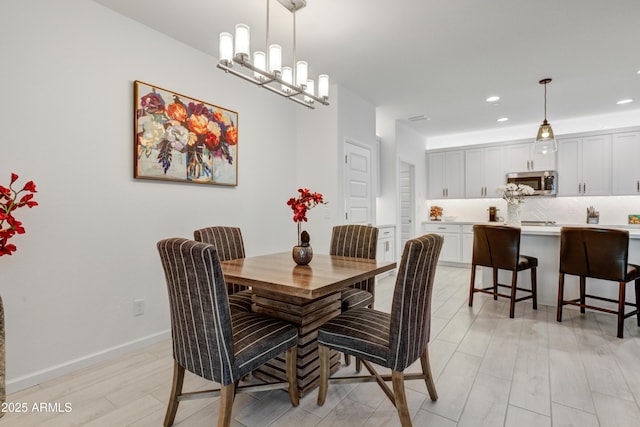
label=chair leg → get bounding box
[580,277,586,314]
[531,267,538,310]
[163,360,185,427]
[493,268,499,300]
[317,345,330,406]
[617,281,626,339]
[344,352,351,366]
[469,264,477,307]
[509,271,518,319]
[217,383,235,427]
[391,371,411,427]
[286,346,300,406]
[636,279,640,327]
[557,273,565,322]
[355,357,362,373]
[419,348,438,401]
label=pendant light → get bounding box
[534,78,558,155]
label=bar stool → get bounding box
[468,224,538,318]
[557,227,640,338]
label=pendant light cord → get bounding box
[544,82,547,121]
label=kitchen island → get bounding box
[484,225,640,306]
[423,221,640,307]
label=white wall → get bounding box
[0,0,303,392]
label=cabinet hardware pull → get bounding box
[578,183,582,193]
[637,180,639,192]
[437,227,446,230]
[583,182,586,193]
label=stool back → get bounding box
[560,227,630,282]
[472,225,521,270]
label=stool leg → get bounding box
[493,268,499,300]
[617,281,625,339]
[580,277,586,314]
[531,267,538,310]
[509,271,517,318]
[469,265,477,307]
[557,273,565,322]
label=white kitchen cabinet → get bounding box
[461,225,474,264]
[377,225,396,264]
[611,131,640,195]
[465,146,505,198]
[557,135,611,196]
[423,223,462,263]
[427,150,464,199]
[505,142,557,172]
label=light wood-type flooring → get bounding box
[5,265,640,426]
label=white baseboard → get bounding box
[6,329,170,394]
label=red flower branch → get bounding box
[286,188,326,223]
[0,173,38,256]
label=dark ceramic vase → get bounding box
[292,245,313,265]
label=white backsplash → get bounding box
[429,195,640,225]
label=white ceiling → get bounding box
[93,0,640,140]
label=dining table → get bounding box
[220,252,396,396]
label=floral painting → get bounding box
[134,81,238,186]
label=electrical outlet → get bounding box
[133,299,145,316]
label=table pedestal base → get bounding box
[252,289,342,396]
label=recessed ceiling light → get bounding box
[637,69,640,75]
[486,96,500,103]
[617,99,633,105]
[497,117,509,122]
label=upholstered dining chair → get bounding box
[329,224,379,367]
[317,234,443,427]
[157,238,299,427]
[557,227,640,338]
[194,226,253,313]
[468,224,538,318]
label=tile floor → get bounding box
[5,265,640,426]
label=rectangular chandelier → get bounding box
[217,0,329,109]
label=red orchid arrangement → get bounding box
[287,188,326,246]
[0,173,38,256]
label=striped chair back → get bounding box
[388,234,443,371]
[194,226,248,294]
[330,225,378,259]
[193,226,246,261]
[157,238,237,385]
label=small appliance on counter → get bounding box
[488,206,500,222]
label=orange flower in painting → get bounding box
[188,114,209,135]
[225,126,238,145]
[213,110,223,123]
[167,103,188,122]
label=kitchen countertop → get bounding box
[423,220,640,239]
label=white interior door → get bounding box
[344,141,374,225]
[399,161,415,249]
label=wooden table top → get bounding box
[220,252,396,299]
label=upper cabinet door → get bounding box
[557,135,611,196]
[427,150,464,199]
[505,142,556,172]
[611,132,640,195]
[465,146,504,198]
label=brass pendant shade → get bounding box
[534,78,558,155]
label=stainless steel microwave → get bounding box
[505,170,557,196]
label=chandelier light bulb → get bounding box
[296,61,308,87]
[318,74,329,98]
[234,24,250,59]
[219,32,233,63]
[253,51,266,80]
[281,66,293,93]
[304,79,315,103]
[268,44,282,74]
